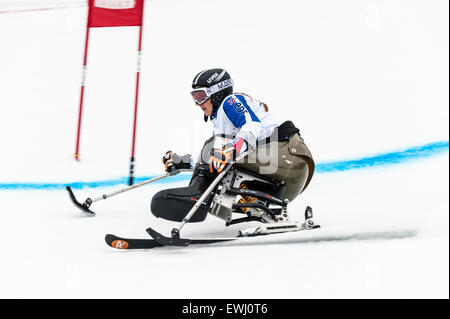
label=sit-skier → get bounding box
[152,68,314,223]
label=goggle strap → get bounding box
[205,78,234,96]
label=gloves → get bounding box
[162,151,191,172]
[209,144,236,173]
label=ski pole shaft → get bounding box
[90,169,193,203]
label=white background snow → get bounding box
[0,0,448,298]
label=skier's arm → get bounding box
[221,95,262,151]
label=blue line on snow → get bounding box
[0,141,448,191]
[316,140,449,173]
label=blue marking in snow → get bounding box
[0,174,193,191]
[0,141,448,190]
[316,140,448,173]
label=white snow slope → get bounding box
[0,0,448,298]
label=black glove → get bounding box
[162,151,191,172]
[208,144,236,173]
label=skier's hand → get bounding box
[162,151,175,172]
[209,144,236,174]
[162,151,192,172]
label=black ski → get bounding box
[105,234,163,249]
[105,233,237,250]
[107,206,321,250]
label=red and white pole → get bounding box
[74,14,91,161]
[128,24,144,185]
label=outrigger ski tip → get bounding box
[65,186,96,216]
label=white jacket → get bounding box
[191,94,281,167]
[211,94,281,151]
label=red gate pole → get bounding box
[128,24,144,185]
[74,13,91,161]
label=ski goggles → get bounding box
[190,78,234,105]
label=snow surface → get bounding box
[0,0,448,298]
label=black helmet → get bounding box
[192,68,234,121]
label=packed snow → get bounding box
[0,0,448,298]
